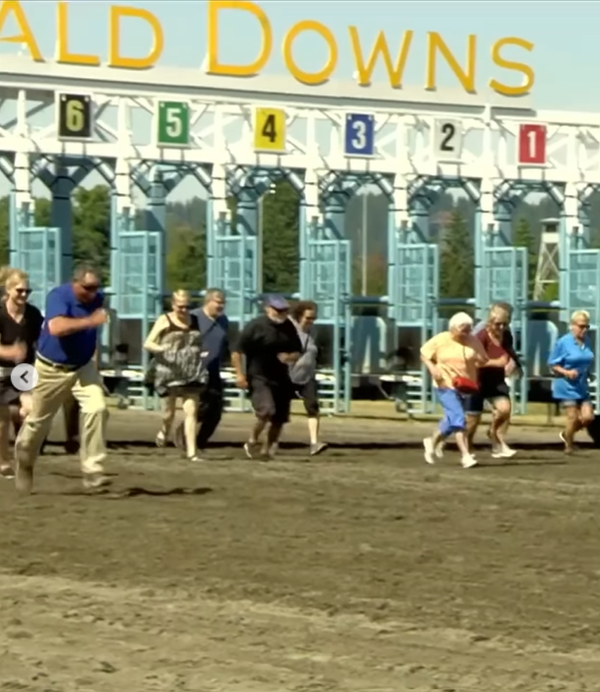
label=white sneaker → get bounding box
[434,440,445,459]
[423,437,435,465]
[461,454,478,469]
[491,442,516,459]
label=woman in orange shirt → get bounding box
[420,311,507,469]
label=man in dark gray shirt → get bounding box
[175,288,229,457]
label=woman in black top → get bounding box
[0,267,43,478]
[143,289,206,462]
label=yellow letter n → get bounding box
[426,32,476,93]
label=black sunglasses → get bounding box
[15,288,32,296]
[81,283,99,292]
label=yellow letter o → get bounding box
[282,20,338,86]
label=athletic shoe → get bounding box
[434,440,445,459]
[461,454,478,469]
[260,443,277,461]
[491,443,517,459]
[155,431,167,448]
[82,473,111,490]
[310,442,328,456]
[0,464,14,479]
[423,437,435,465]
[243,441,256,459]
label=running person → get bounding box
[289,300,327,456]
[232,294,302,460]
[465,303,519,458]
[420,312,490,469]
[548,310,594,454]
[0,268,43,478]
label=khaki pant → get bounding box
[15,359,107,475]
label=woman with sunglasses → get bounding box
[548,310,595,454]
[144,289,206,462]
[464,303,521,458]
[0,267,43,478]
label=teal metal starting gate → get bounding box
[564,248,600,410]
[301,238,352,413]
[13,226,62,310]
[388,242,439,414]
[208,235,258,324]
[114,230,162,408]
[207,215,258,413]
[479,243,528,414]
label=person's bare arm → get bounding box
[48,315,100,337]
[143,316,169,354]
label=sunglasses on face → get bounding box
[81,284,99,292]
[576,323,590,330]
[493,321,508,328]
[15,288,31,296]
[175,304,190,310]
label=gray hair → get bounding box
[448,311,473,331]
[204,288,225,303]
[72,263,100,282]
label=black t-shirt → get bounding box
[235,315,303,383]
[0,302,44,367]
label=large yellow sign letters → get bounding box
[0,0,536,97]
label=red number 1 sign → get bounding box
[518,124,547,165]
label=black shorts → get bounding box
[249,377,292,425]
[0,377,22,407]
[464,382,510,415]
[294,378,320,417]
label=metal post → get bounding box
[361,192,368,296]
[257,195,263,295]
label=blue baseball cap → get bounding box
[264,294,289,311]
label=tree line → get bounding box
[2,183,600,301]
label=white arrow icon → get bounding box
[11,364,39,392]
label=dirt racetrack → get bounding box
[1,409,600,692]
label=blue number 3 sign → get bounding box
[344,113,375,157]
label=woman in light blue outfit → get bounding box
[548,310,595,453]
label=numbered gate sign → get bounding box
[56,93,93,141]
[344,113,375,157]
[156,101,191,147]
[518,124,547,165]
[254,108,286,152]
[433,119,463,161]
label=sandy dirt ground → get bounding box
[1,409,600,692]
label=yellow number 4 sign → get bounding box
[254,108,286,153]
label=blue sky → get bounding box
[4,1,599,201]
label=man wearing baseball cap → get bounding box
[231,293,302,459]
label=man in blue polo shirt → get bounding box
[174,288,229,457]
[14,264,108,494]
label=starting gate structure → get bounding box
[1,25,600,413]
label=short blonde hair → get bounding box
[571,310,590,324]
[172,289,190,303]
[0,266,29,291]
[448,311,473,331]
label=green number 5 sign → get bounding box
[156,101,190,147]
